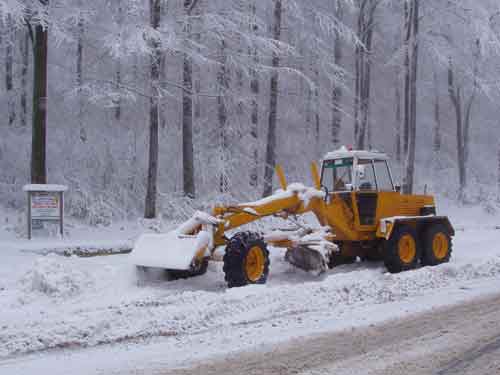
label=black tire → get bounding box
[421,223,452,266]
[384,224,420,273]
[223,232,270,288]
[328,253,357,268]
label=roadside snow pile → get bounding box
[2,228,500,360]
[2,249,500,359]
[20,255,94,298]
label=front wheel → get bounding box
[223,232,270,288]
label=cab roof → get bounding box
[323,147,389,161]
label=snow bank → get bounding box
[2,242,500,359]
[20,255,93,298]
[2,224,500,362]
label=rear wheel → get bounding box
[421,224,452,266]
[384,225,420,273]
[223,232,270,288]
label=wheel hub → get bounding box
[245,246,265,282]
[398,234,416,264]
[432,232,448,260]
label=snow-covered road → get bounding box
[1,222,500,374]
[156,293,500,375]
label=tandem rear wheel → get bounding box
[383,222,452,273]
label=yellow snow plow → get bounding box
[131,148,454,287]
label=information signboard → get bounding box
[23,185,67,239]
[31,192,61,220]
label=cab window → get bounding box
[373,160,394,191]
[322,158,353,192]
[356,159,377,191]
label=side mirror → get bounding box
[395,185,401,193]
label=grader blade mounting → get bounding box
[285,245,329,274]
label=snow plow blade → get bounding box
[130,230,209,271]
[285,245,329,274]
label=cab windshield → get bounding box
[321,158,353,192]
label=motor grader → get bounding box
[131,148,454,288]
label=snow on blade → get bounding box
[130,210,218,270]
[129,230,209,270]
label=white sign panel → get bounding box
[31,192,61,220]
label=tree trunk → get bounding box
[497,143,500,203]
[217,39,230,194]
[447,58,465,198]
[249,1,260,188]
[20,30,29,127]
[115,0,123,121]
[402,0,419,194]
[181,0,196,198]
[77,15,86,142]
[402,1,410,156]
[144,0,162,219]
[182,50,195,198]
[358,12,374,150]
[353,5,362,146]
[447,40,479,201]
[31,21,49,184]
[262,0,282,197]
[6,14,16,126]
[395,67,402,162]
[331,2,343,149]
[404,0,419,194]
[193,2,202,119]
[432,71,441,154]
[311,9,320,147]
[354,0,376,150]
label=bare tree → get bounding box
[27,0,49,184]
[354,0,377,149]
[20,29,29,127]
[497,141,500,203]
[6,14,16,126]
[249,1,260,188]
[432,70,441,155]
[331,1,343,149]
[447,39,480,201]
[76,8,86,142]
[217,39,230,194]
[262,0,282,197]
[402,0,419,194]
[114,0,123,122]
[144,0,162,219]
[394,66,402,162]
[181,0,200,199]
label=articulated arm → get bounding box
[212,190,316,246]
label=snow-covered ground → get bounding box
[1,200,500,374]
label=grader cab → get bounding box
[131,148,454,287]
